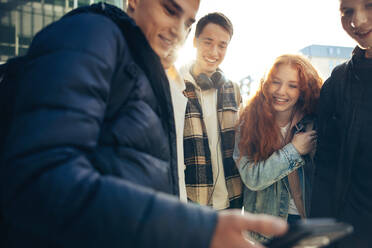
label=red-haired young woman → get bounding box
[233,54,322,241]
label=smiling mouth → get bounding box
[159,35,174,48]
[355,30,372,39]
[273,97,289,104]
[204,57,218,64]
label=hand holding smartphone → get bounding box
[265,218,353,248]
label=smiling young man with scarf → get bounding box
[180,12,242,210]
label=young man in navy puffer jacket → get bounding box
[0,1,287,248]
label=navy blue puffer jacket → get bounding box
[0,4,216,248]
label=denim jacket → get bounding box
[233,116,315,241]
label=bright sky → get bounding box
[176,0,356,84]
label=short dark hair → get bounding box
[195,12,233,39]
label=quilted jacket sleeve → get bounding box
[0,13,216,248]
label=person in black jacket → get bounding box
[0,1,287,248]
[311,0,372,247]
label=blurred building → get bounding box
[239,75,253,102]
[0,0,126,62]
[300,44,353,81]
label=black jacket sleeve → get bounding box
[311,65,345,218]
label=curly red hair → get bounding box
[238,54,322,163]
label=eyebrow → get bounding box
[272,77,298,83]
[201,37,229,44]
[165,0,196,24]
[339,1,353,11]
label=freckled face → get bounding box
[268,64,301,120]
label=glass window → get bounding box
[54,0,66,6]
[0,11,14,44]
[0,44,13,57]
[0,0,125,62]
[19,46,28,56]
[21,10,32,37]
[93,0,123,8]
[329,60,335,72]
[33,10,43,33]
[78,0,90,7]
[44,14,53,26]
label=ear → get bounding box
[127,0,139,13]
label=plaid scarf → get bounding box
[183,80,242,208]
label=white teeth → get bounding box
[206,58,217,63]
[356,30,370,36]
[160,35,173,46]
[274,97,287,102]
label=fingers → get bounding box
[298,131,317,144]
[306,130,317,135]
[299,130,317,138]
[212,211,288,248]
[246,239,265,248]
[309,131,317,140]
[242,232,262,248]
[239,212,288,237]
[307,131,317,148]
[211,211,270,248]
[309,134,317,143]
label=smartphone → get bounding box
[265,218,353,248]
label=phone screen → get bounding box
[265,218,353,248]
